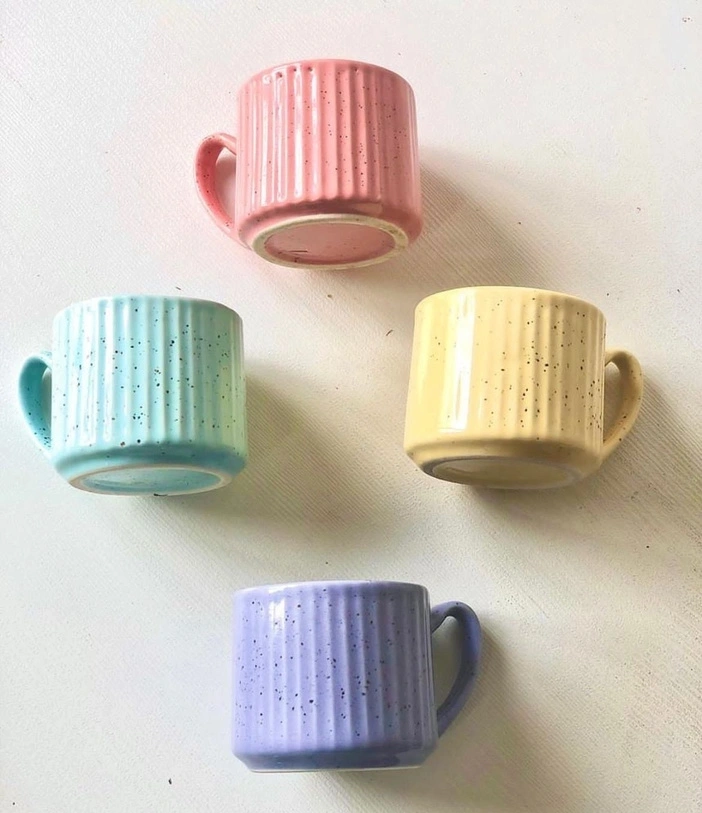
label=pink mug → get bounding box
[195,59,422,270]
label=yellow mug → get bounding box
[404,287,643,488]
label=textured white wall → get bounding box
[1,1,700,811]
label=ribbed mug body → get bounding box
[234,59,422,269]
[48,296,247,494]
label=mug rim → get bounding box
[234,580,427,598]
[416,285,605,320]
[241,58,412,91]
[52,294,242,323]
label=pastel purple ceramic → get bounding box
[232,580,481,771]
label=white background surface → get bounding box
[1,1,701,811]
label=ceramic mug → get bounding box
[18,296,247,495]
[232,580,481,771]
[404,286,643,489]
[195,59,422,270]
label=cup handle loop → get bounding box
[194,133,240,240]
[430,601,482,737]
[18,352,52,453]
[601,348,643,461]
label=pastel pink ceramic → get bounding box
[195,59,422,270]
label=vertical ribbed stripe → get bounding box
[325,63,339,200]
[292,67,304,199]
[276,606,283,743]
[394,590,410,744]
[365,66,380,201]
[356,588,369,744]
[337,586,353,745]
[259,83,270,208]
[344,65,357,198]
[274,69,286,203]
[367,585,383,741]
[306,587,319,749]
[250,82,261,212]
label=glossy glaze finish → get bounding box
[18,296,247,495]
[404,287,643,488]
[195,59,422,269]
[232,581,481,771]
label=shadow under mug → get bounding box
[232,580,481,771]
[404,286,644,489]
[195,59,423,270]
[18,296,248,496]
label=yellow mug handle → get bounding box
[601,348,644,461]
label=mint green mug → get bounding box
[18,296,248,496]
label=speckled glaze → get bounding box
[232,581,481,771]
[18,296,247,495]
[404,286,643,488]
[195,59,422,270]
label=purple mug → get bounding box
[232,580,481,771]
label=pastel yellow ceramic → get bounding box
[404,287,643,489]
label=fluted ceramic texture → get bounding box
[48,297,247,479]
[232,582,438,770]
[405,288,607,453]
[235,60,422,245]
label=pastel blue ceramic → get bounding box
[18,295,247,495]
[232,580,481,771]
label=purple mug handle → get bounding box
[430,601,482,736]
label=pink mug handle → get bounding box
[194,133,239,239]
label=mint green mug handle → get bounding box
[18,352,52,452]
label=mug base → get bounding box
[251,213,408,270]
[408,439,597,489]
[72,464,227,496]
[428,456,580,489]
[54,444,246,496]
[235,743,432,772]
